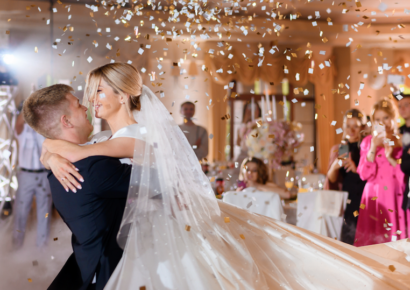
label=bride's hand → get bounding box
[48,153,84,192]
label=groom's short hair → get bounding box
[23,84,73,139]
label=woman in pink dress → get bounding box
[355,99,409,246]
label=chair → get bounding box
[301,173,326,189]
[296,190,348,240]
[222,188,285,221]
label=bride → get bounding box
[42,63,410,290]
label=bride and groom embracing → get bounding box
[23,63,410,290]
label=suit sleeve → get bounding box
[196,127,209,160]
[88,158,131,199]
[401,146,410,175]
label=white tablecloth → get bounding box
[296,190,348,240]
[222,188,285,221]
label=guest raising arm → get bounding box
[324,109,367,245]
[238,157,290,199]
[354,99,410,246]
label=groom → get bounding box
[22,84,130,290]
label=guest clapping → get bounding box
[325,109,367,245]
[354,99,409,246]
[238,157,290,199]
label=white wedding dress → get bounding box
[102,86,410,290]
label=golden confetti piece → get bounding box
[4,210,9,216]
[378,51,383,56]
[353,211,359,217]
[53,237,58,241]
[268,134,275,138]
[28,278,32,283]
[224,217,230,223]
[371,196,378,201]
[398,159,402,164]
[6,31,10,35]
[322,37,328,43]
[388,265,396,272]
[45,213,49,218]
[34,47,38,53]
[360,204,366,210]
[140,286,146,290]
[356,1,362,8]
[240,234,245,240]
[185,225,191,232]
[388,209,394,212]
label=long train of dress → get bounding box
[106,200,410,290]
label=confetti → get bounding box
[239,234,245,240]
[224,217,230,223]
[185,225,191,231]
[353,211,359,217]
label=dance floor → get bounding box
[0,209,71,290]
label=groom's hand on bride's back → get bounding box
[44,152,84,193]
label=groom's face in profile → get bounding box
[65,93,94,140]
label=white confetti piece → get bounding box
[336,128,343,134]
[127,60,132,64]
[291,98,298,103]
[141,67,146,73]
[378,2,388,12]
[140,127,147,134]
[77,86,82,91]
[310,146,314,152]
[209,134,214,139]
[87,56,93,63]
[331,121,336,126]
[53,8,57,13]
[138,48,144,55]
[106,27,111,32]
[99,93,106,99]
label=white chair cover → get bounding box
[296,190,348,240]
[222,187,285,221]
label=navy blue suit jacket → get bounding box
[47,156,131,290]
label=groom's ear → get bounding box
[60,115,73,128]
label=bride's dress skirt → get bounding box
[105,201,410,290]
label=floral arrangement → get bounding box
[245,119,304,168]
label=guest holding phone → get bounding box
[325,109,367,245]
[237,157,290,199]
[354,99,410,246]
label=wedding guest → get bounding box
[397,94,410,217]
[400,140,410,221]
[238,157,290,199]
[235,102,261,162]
[391,84,410,135]
[325,109,367,245]
[354,99,410,246]
[13,100,52,249]
[179,101,208,160]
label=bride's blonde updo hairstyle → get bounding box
[84,63,143,115]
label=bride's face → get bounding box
[94,78,124,119]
